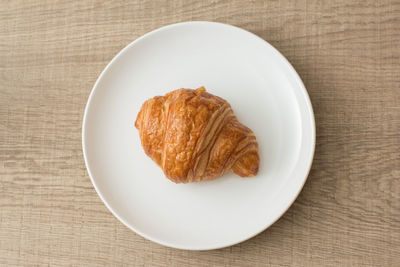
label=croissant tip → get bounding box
[249,164,259,177]
[195,86,206,93]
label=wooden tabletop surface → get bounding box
[1,1,399,266]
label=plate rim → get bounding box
[82,21,316,250]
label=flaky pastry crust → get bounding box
[135,87,259,183]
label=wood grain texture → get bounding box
[1,0,399,266]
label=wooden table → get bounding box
[1,1,399,266]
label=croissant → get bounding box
[135,87,259,183]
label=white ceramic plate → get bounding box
[82,21,315,250]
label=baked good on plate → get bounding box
[135,87,259,183]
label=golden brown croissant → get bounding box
[135,87,259,183]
